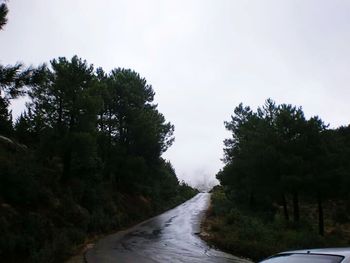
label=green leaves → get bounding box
[97,67,174,161]
[219,99,338,208]
[219,98,350,236]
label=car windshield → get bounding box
[260,253,344,263]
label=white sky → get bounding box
[1,0,350,186]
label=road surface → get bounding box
[85,193,251,263]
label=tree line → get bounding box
[0,3,197,262]
[217,99,350,236]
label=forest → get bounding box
[3,1,350,262]
[204,99,350,261]
[0,3,197,262]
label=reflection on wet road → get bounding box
[86,193,251,263]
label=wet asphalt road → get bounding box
[85,193,251,263]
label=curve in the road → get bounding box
[85,193,251,263]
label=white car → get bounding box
[260,248,350,263]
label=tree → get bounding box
[219,101,279,210]
[0,3,42,137]
[0,2,8,30]
[274,104,308,223]
[218,99,336,230]
[0,24,190,261]
[0,1,39,142]
[0,95,12,136]
[95,68,174,191]
[27,56,100,181]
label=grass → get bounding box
[200,188,350,262]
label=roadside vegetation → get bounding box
[203,186,349,262]
[0,4,198,262]
[202,99,350,262]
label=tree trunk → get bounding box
[317,194,324,236]
[282,193,289,221]
[292,192,300,223]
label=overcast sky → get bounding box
[2,0,350,186]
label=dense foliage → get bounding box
[217,99,350,237]
[208,103,350,260]
[0,5,198,262]
[203,187,348,262]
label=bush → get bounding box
[204,189,350,262]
